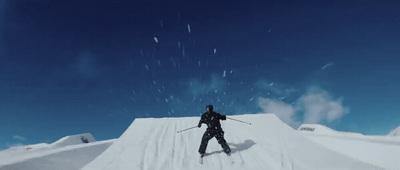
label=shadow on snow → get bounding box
[203,139,256,157]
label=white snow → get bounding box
[0,133,115,170]
[82,114,397,170]
[2,115,400,170]
[389,126,400,137]
[50,133,96,149]
[298,124,400,169]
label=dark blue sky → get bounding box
[1,0,399,149]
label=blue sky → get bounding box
[1,0,399,149]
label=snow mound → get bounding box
[50,133,96,149]
[299,124,400,169]
[0,133,114,170]
[83,114,383,170]
[389,126,400,137]
[5,143,50,152]
[298,124,363,137]
[3,133,96,153]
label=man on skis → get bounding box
[198,105,231,158]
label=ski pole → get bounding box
[177,126,198,133]
[227,117,252,125]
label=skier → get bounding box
[198,105,231,158]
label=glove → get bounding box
[198,123,201,128]
[221,115,226,120]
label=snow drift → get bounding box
[82,114,393,170]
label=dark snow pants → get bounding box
[198,129,231,155]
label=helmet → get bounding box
[206,105,214,112]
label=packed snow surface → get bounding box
[298,124,400,169]
[2,114,399,170]
[83,114,398,170]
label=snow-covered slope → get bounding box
[298,124,400,169]
[298,124,363,137]
[50,133,96,149]
[2,115,398,170]
[389,126,400,137]
[0,133,114,170]
[83,114,385,170]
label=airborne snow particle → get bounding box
[321,62,334,70]
[160,20,163,27]
[187,24,191,33]
[13,135,25,141]
[145,64,149,71]
[223,70,226,77]
[140,49,144,56]
[154,37,159,43]
[214,48,217,54]
[198,61,201,67]
[268,28,272,33]
[157,60,161,66]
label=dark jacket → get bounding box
[198,111,226,130]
